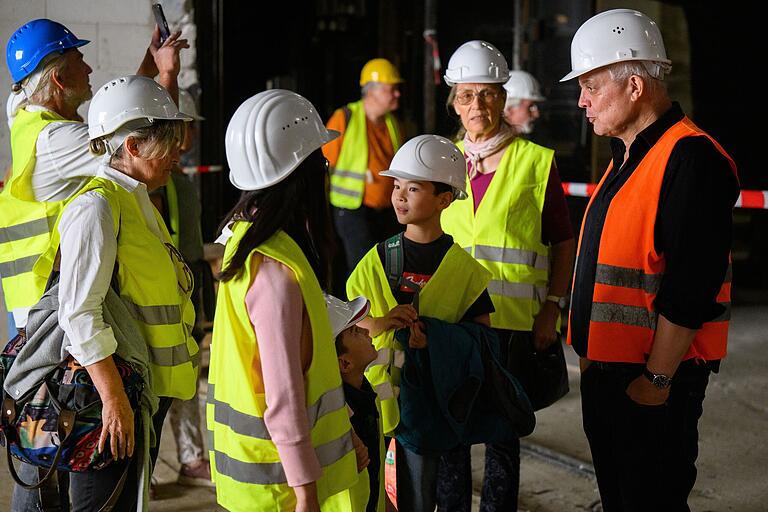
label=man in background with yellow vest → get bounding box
[324,58,404,277]
[1,18,188,338]
[561,9,739,510]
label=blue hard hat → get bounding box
[6,19,89,83]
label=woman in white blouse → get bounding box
[12,75,197,512]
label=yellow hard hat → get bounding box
[360,58,403,86]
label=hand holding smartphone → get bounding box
[152,3,171,43]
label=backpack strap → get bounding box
[382,232,421,313]
[383,232,404,293]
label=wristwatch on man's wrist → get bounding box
[545,294,568,309]
[642,368,672,389]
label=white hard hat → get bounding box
[380,134,467,200]
[503,71,545,102]
[225,89,339,191]
[178,89,205,121]
[560,8,671,82]
[88,75,192,144]
[325,294,371,338]
[444,40,510,86]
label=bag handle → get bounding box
[4,400,132,511]
[4,404,76,490]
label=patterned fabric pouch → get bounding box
[0,330,143,488]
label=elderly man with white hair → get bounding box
[562,9,738,511]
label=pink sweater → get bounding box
[244,255,321,487]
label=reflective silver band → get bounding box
[487,280,546,302]
[332,169,366,180]
[392,349,405,369]
[208,384,346,440]
[149,343,194,367]
[591,302,658,330]
[212,429,353,485]
[595,263,663,294]
[123,299,181,325]
[0,254,39,278]
[0,216,56,244]
[473,245,549,270]
[330,185,361,198]
[374,381,395,401]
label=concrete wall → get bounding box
[0,0,197,340]
[0,0,198,179]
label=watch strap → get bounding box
[642,368,672,389]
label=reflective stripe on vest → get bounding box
[329,100,401,209]
[442,138,554,330]
[569,117,737,363]
[36,176,199,397]
[208,383,353,487]
[0,109,70,312]
[207,224,357,510]
[346,241,491,435]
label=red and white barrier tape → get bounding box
[181,165,223,175]
[562,182,768,210]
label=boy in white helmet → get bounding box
[346,134,496,512]
[326,294,385,512]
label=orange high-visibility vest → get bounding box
[568,117,737,363]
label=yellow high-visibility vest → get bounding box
[346,241,491,435]
[207,223,358,511]
[36,176,199,399]
[0,109,70,313]
[442,138,554,330]
[328,100,401,210]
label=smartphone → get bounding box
[152,3,171,43]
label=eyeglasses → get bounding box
[165,242,194,295]
[455,89,501,106]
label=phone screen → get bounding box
[152,4,171,43]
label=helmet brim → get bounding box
[380,169,467,200]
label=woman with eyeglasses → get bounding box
[438,41,576,511]
[206,90,363,511]
[13,75,199,511]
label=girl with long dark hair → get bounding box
[207,90,362,512]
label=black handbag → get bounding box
[504,331,570,411]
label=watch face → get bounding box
[644,369,672,389]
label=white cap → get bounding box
[560,8,671,82]
[325,294,371,338]
[444,40,510,86]
[225,89,339,191]
[381,134,468,200]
